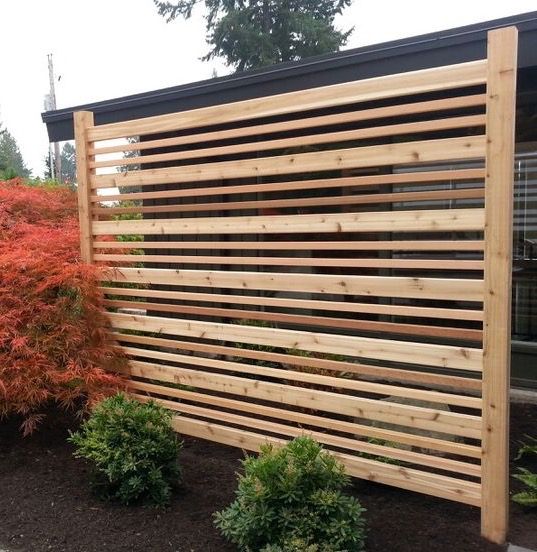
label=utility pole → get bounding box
[47,54,61,182]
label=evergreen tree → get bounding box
[154,0,354,71]
[0,122,5,173]
[44,142,77,186]
[0,127,30,178]
[118,137,141,194]
[43,152,54,180]
[60,142,76,184]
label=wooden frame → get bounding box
[75,27,517,544]
[73,110,94,263]
[481,27,518,543]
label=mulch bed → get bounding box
[1,403,536,552]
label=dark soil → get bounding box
[0,403,536,552]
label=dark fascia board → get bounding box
[42,10,537,142]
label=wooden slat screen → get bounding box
[74,27,518,543]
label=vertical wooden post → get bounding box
[74,111,95,263]
[481,26,518,545]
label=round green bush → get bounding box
[214,436,366,551]
[69,393,182,506]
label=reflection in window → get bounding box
[513,151,537,343]
[392,150,537,346]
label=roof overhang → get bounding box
[42,11,537,142]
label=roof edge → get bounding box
[42,10,537,141]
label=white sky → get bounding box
[1,0,536,176]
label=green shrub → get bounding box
[284,349,351,396]
[512,469,537,507]
[357,437,402,465]
[69,393,182,506]
[512,436,537,507]
[232,319,280,368]
[515,435,537,460]
[112,202,143,244]
[214,436,366,551]
[0,167,19,180]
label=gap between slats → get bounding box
[94,239,485,251]
[103,267,485,302]
[90,94,486,156]
[90,168,485,203]
[107,312,483,370]
[127,379,481,457]
[90,136,486,189]
[92,187,485,216]
[105,299,482,341]
[121,359,481,438]
[101,287,484,321]
[87,60,487,142]
[92,207,485,236]
[91,114,486,170]
[133,393,480,477]
[96,255,484,271]
[112,332,482,392]
[121,345,481,408]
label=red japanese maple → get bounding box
[0,179,125,434]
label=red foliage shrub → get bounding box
[0,177,78,230]
[0,179,125,434]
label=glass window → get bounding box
[513,148,537,343]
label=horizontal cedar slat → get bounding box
[90,168,485,203]
[96,254,484,270]
[114,333,482,391]
[93,187,485,216]
[123,359,481,437]
[108,312,483,370]
[94,239,485,252]
[107,299,482,341]
[90,94,486,156]
[88,60,487,141]
[91,136,486,189]
[92,207,485,236]
[104,267,485,302]
[134,394,480,476]
[91,115,485,169]
[128,380,482,456]
[171,416,481,506]
[101,287,484,321]
[123,345,481,408]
